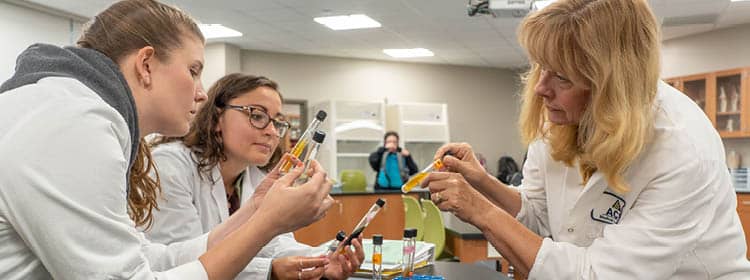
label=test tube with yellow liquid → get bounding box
[401,152,452,193]
[281,110,327,173]
[400,158,445,193]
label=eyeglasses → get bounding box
[224,104,290,138]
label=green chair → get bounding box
[339,169,367,192]
[420,198,446,259]
[402,195,425,241]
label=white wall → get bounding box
[0,2,81,82]
[201,43,241,88]
[661,24,750,166]
[661,23,750,78]
[241,50,525,174]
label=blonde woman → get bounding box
[0,0,332,279]
[422,0,750,279]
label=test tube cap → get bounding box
[315,110,327,121]
[375,198,386,207]
[336,230,346,241]
[312,130,326,143]
[373,234,383,245]
[404,228,417,238]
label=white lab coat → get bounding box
[517,81,750,279]
[0,77,208,279]
[145,142,316,280]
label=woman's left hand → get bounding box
[324,237,365,280]
[422,171,494,225]
[249,153,302,211]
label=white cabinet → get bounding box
[314,100,386,187]
[386,103,450,172]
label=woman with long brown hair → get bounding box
[0,1,332,279]
[147,73,364,280]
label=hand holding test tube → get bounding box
[401,151,452,193]
[336,198,386,253]
[281,110,327,173]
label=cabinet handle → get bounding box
[743,200,750,206]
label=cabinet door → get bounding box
[715,69,744,137]
[682,75,709,114]
[665,79,682,91]
[737,193,750,259]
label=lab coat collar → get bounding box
[207,165,230,221]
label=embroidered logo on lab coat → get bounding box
[590,191,626,224]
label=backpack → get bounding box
[497,156,520,185]
[378,151,408,188]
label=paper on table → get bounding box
[357,239,435,271]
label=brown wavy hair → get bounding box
[77,0,204,228]
[153,73,286,182]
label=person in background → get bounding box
[146,73,364,280]
[368,131,419,189]
[422,0,750,279]
[0,1,332,279]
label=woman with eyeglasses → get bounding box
[146,73,364,280]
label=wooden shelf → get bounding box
[717,111,742,116]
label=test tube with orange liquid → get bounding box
[281,110,327,173]
[401,152,451,193]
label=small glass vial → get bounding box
[372,234,383,280]
[327,230,346,255]
[401,228,417,278]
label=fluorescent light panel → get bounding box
[314,14,381,30]
[533,0,557,10]
[383,48,434,58]
[198,24,242,39]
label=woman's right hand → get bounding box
[271,256,328,280]
[434,143,490,189]
[255,159,334,235]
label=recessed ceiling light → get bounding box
[314,14,381,30]
[198,24,242,39]
[383,48,435,58]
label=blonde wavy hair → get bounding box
[517,0,660,193]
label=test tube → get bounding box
[294,130,325,185]
[401,228,417,278]
[372,234,383,280]
[281,110,327,173]
[338,198,386,253]
[401,152,453,193]
[326,230,346,255]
